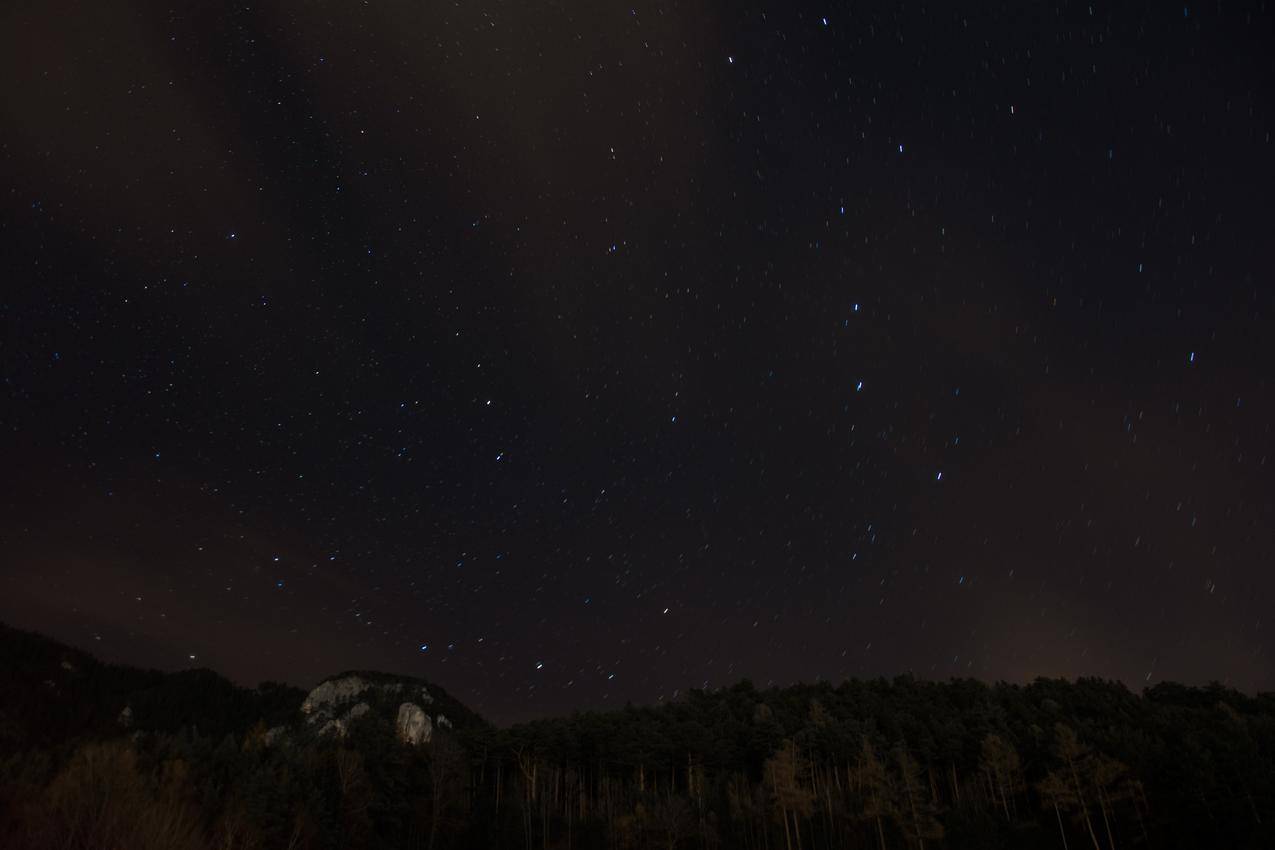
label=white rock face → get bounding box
[301,675,371,717]
[302,676,445,741]
[316,702,371,738]
[437,714,452,729]
[396,702,433,745]
[302,674,380,738]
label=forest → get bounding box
[1,624,1272,849]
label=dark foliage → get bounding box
[2,625,1272,849]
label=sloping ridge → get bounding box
[0,623,485,753]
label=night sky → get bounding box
[2,1,1272,725]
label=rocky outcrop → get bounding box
[118,705,133,728]
[396,702,432,745]
[301,675,372,716]
[302,675,451,741]
[301,675,382,739]
[316,702,371,738]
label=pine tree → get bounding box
[979,733,1023,822]
[892,745,944,850]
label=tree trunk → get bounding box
[1097,786,1116,850]
[905,762,925,850]
[1197,785,1214,821]
[1132,782,1150,845]
[1245,787,1262,824]
[1066,758,1102,850]
[1054,801,1069,850]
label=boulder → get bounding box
[315,702,371,738]
[301,675,371,718]
[396,702,432,745]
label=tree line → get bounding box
[1,626,1272,849]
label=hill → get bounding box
[1,624,1273,849]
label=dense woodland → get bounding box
[1,625,1272,849]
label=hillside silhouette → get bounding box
[1,623,1271,849]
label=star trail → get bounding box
[1,1,1271,724]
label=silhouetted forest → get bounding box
[2,624,1272,849]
